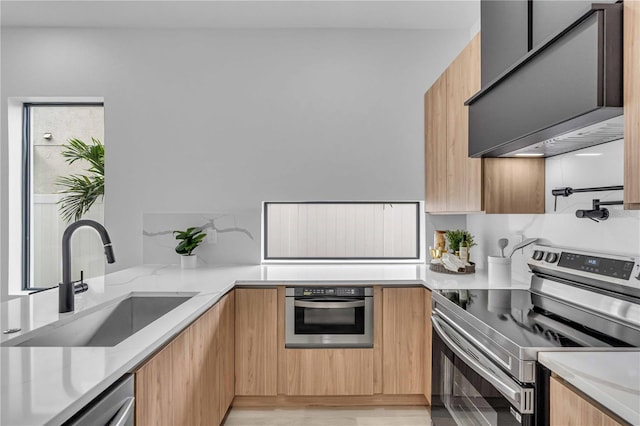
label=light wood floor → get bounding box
[223,406,432,425]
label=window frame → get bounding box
[261,201,425,264]
[21,102,104,291]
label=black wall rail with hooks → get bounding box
[551,185,624,222]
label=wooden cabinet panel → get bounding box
[424,32,545,214]
[135,328,196,426]
[172,329,195,426]
[191,304,220,425]
[135,343,173,425]
[625,0,640,209]
[219,291,235,419]
[425,74,448,213]
[285,349,374,396]
[382,287,425,395]
[550,375,624,426]
[235,288,278,396]
[446,32,483,212]
[136,293,235,426]
[423,290,432,404]
[483,158,545,213]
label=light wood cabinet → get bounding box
[382,287,427,395]
[423,290,432,404]
[285,349,374,396]
[135,339,174,425]
[446,32,483,212]
[424,33,545,214]
[550,375,624,426]
[218,290,235,415]
[624,0,640,210]
[235,288,278,396]
[135,291,234,426]
[425,73,448,212]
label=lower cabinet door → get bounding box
[285,349,374,396]
[382,287,426,395]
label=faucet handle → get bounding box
[73,270,88,294]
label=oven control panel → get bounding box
[291,287,369,297]
[528,244,640,284]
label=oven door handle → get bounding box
[294,300,365,309]
[432,315,533,414]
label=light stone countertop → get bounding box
[0,263,529,426]
[538,351,640,425]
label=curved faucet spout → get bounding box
[60,220,115,313]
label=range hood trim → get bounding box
[466,3,616,107]
[466,2,623,159]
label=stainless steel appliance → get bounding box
[285,286,373,348]
[64,374,134,426]
[431,245,640,425]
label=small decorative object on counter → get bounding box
[488,255,511,285]
[444,229,476,256]
[173,227,207,269]
[430,253,476,274]
[459,235,470,263]
[434,230,447,251]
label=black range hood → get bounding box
[466,3,623,158]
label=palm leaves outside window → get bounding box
[56,137,105,223]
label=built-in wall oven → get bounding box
[285,286,373,348]
[430,245,640,426]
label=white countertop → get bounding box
[538,351,640,425]
[0,263,529,426]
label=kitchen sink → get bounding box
[2,293,196,347]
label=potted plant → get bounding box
[445,229,476,256]
[173,227,207,269]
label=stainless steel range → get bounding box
[431,244,640,426]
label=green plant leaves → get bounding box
[56,138,105,223]
[444,229,476,253]
[173,228,207,256]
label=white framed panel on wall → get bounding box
[261,201,425,263]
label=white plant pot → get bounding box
[181,255,197,269]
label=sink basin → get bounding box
[2,293,195,347]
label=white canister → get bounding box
[487,256,512,286]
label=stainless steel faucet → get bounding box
[59,220,115,313]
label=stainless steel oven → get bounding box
[285,286,373,348]
[431,313,534,426]
[430,244,640,426]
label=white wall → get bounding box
[467,140,640,281]
[1,27,471,299]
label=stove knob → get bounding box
[545,252,559,263]
[533,250,544,261]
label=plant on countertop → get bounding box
[173,227,207,256]
[445,229,476,253]
[56,137,105,223]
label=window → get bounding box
[21,103,105,290]
[262,202,424,263]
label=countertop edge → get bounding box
[538,352,640,425]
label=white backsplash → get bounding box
[143,212,259,265]
[466,139,640,280]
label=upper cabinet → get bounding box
[424,33,545,214]
[625,0,640,210]
[481,0,529,86]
